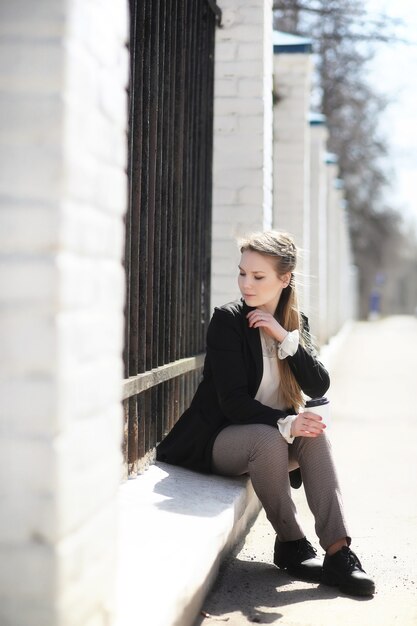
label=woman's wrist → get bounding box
[273,322,289,343]
[277,415,298,443]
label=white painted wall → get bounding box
[325,161,343,340]
[0,2,128,624]
[273,39,355,343]
[211,0,273,310]
[272,41,313,314]
[309,118,329,344]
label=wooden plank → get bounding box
[122,353,205,400]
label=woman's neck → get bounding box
[259,298,280,316]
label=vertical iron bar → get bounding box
[147,0,161,450]
[172,0,185,363]
[126,0,146,469]
[123,0,215,471]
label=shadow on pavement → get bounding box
[195,557,372,625]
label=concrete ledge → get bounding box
[115,463,261,626]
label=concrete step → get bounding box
[115,462,261,626]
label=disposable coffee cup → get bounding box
[305,397,330,428]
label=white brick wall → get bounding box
[273,46,356,342]
[0,2,128,625]
[325,162,342,339]
[309,121,329,344]
[211,0,273,310]
[273,48,312,314]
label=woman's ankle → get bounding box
[326,538,348,556]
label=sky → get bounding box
[367,0,417,231]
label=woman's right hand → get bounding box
[291,411,326,438]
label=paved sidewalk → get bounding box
[195,316,417,626]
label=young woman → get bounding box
[157,231,375,597]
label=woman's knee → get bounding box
[294,431,334,464]
[250,424,287,460]
[296,431,331,450]
[213,423,288,471]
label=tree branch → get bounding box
[272,1,364,18]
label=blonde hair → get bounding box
[239,230,304,411]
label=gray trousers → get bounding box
[212,424,350,550]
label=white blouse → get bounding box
[254,329,299,443]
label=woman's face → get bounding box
[238,250,290,313]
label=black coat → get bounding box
[156,298,330,473]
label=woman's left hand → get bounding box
[291,411,326,438]
[246,309,288,343]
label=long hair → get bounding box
[239,230,305,411]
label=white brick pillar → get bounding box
[211,1,273,310]
[325,155,342,340]
[0,2,128,625]
[309,114,329,345]
[337,198,352,326]
[272,31,313,313]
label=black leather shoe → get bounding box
[289,468,302,489]
[274,537,323,582]
[322,546,375,596]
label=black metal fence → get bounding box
[123,0,218,477]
